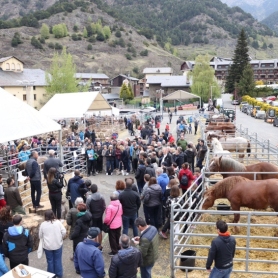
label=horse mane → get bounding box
[219,157,246,172]
[211,176,249,198]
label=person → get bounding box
[0,252,8,276]
[119,178,141,237]
[103,193,123,256]
[39,210,66,278]
[145,158,156,178]
[109,234,142,278]
[177,135,187,151]
[169,112,172,124]
[86,184,106,248]
[43,150,63,179]
[160,147,172,167]
[133,217,159,278]
[113,180,126,196]
[47,167,63,219]
[4,178,25,215]
[18,145,30,162]
[196,139,207,170]
[0,206,13,254]
[178,162,195,195]
[74,227,105,278]
[185,143,195,172]
[0,175,6,209]
[85,144,97,176]
[25,151,43,209]
[67,170,84,207]
[66,197,84,260]
[70,203,92,253]
[156,167,169,195]
[174,107,177,115]
[156,121,160,136]
[3,214,33,268]
[106,145,115,175]
[194,118,199,135]
[206,220,236,278]
[135,159,146,194]
[143,177,162,230]
[172,147,184,169]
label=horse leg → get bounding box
[238,153,244,163]
[233,211,241,234]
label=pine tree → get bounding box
[40,23,50,39]
[128,83,134,100]
[120,83,132,101]
[83,27,88,38]
[225,29,249,94]
[238,64,255,97]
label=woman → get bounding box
[0,175,6,209]
[159,185,183,239]
[66,197,84,260]
[39,210,66,278]
[114,144,122,175]
[166,167,177,181]
[70,203,92,253]
[106,145,115,175]
[113,180,125,196]
[120,145,129,175]
[0,206,13,254]
[103,193,123,256]
[178,162,195,195]
[135,159,146,194]
[47,167,64,219]
[143,177,163,230]
[164,178,179,203]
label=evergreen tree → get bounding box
[120,83,132,101]
[128,83,134,100]
[238,64,255,97]
[103,26,111,39]
[40,23,50,39]
[83,27,88,38]
[225,29,249,94]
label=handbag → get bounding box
[103,206,119,233]
[37,239,44,259]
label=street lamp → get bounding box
[210,85,216,100]
[156,89,164,119]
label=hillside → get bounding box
[221,0,278,21]
[262,11,278,35]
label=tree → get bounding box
[40,23,50,39]
[238,64,255,97]
[262,42,267,49]
[115,30,121,38]
[52,23,67,38]
[96,31,105,41]
[45,48,86,100]
[251,40,259,49]
[225,29,249,94]
[31,36,43,49]
[128,83,134,100]
[87,44,92,50]
[120,83,133,101]
[83,27,88,38]
[268,43,273,48]
[103,26,111,39]
[11,32,22,47]
[188,54,220,104]
[73,25,78,32]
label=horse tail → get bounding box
[247,141,251,157]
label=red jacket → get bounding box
[178,168,195,189]
[168,135,175,144]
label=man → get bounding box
[119,179,141,237]
[177,135,187,151]
[133,217,159,278]
[67,170,85,207]
[206,220,236,278]
[194,118,199,135]
[85,144,97,176]
[172,147,184,169]
[74,227,105,278]
[169,112,172,124]
[160,147,172,167]
[3,215,33,268]
[196,139,207,170]
[145,158,156,178]
[25,151,43,209]
[156,167,169,195]
[86,184,106,248]
[43,150,63,179]
[109,234,142,278]
[18,145,30,162]
[4,178,25,215]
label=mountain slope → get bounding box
[262,11,278,35]
[221,0,278,21]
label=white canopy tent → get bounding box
[162,90,200,102]
[0,88,61,143]
[40,91,112,119]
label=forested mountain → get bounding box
[221,0,278,21]
[262,11,278,35]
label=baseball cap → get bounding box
[87,227,100,239]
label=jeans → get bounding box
[44,246,63,277]
[209,267,233,278]
[30,180,41,207]
[106,160,114,173]
[146,205,161,230]
[122,214,138,237]
[87,160,96,175]
[137,181,145,194]
[49,192,62,219]
[196,158,204,170]
[140,264,154,278]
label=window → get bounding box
[218,65,222,69]
[269,64,274,67]
[5,63,10,70]
[11,63,15,70]
[17,63,21,71]
[23,94,27,101]
[33,86,36,90]
[261,64,266,67]
[34,94,37,100]
[253,64,258,68]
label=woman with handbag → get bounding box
[103,193,123,256]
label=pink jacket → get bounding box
[104,200,123,229]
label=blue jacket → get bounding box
[79,131,85,141]
[0,254,8,276]
[68,176,84,205]
[157,173,169,196]
[18,150,30,162]
[86,149,95,161]
[74,239,105,278]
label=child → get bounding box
[102,145,107,173]
[188,123,192,134]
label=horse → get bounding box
[201,176,278,235]
[208,156,278,180]
[207,134,251,161]
[211,138,231,157]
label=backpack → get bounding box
[180,173,188,187]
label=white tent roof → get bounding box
[40,92,112,119]
[162,90,200,100]
[0,88,61,143]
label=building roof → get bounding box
[143,67,173,74]
[111,74,139,81]
[102,93,121,100]
[75,73,109,79]
[147,76,191,87]
[0,88,61,143]
[0,56,24,64]
[0,68,47,86]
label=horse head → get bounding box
[208,156,222,173]
[201,188,215,210]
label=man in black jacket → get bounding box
[206,220,236,278]
[144,158,156,178]
[109,234,142,278]
[119,179,141,237]
[43,150,63,179]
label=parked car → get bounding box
[255,110,266,119]
[251,106,261,117]
[273,115,278,127]
[241,104,249,113]
[140,106,157,113]
[232,99,240,105]
[240,101,248,111]
[246,105,253,115]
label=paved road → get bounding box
[222,94,278,148]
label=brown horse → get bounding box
[208,156,278,180]
[202,176,278,234]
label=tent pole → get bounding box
[58,129,64,164]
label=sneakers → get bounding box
[125,172,129,176]
[121,170,125,175]
[106,173,108,175]
[108,252,115,257]
[159,231,168,239]
[96,171,99,175]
